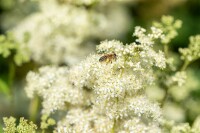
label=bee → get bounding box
[99,53,117,63]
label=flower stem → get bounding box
[164,44,169,58]
[29,96,40,123]
[8,61,15,104]
[8,61,15,88]
[160,83,168,107]
[111,119,116,133]
[161,60,190,107]
[180,60,190,71]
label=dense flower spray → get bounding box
[25,25,166,132]
[3,15,200,133]
[12,0,131,65]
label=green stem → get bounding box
[119,68,124,78]
[7,61,15,104]
[111,119,116,133]
[160,44,169,106]
[164,44,168,58]
[160,83,168,107]
[8,61,15,87]
[161,60,190,107]
[111,98,119,133]
[180,60,190,71]
[160,42,192,107]
[29,96,39,123]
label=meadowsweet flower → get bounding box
[169,70,199,101]
[25,26,166,132]
[60,0,138,5]
[40,114,56,131]
[171,71,187,87]
[161,115,200,133]
[0,32,30,66]
[179,35,200,62]
[166,57,177,71]
[119,118,161,133]
[192,116,200,132]
[171,123,191,133]
[65,0,98,5]
[153,15,182,44]
[55,109,114,133]
[25,66,71,114]
[13,0,131,65]
[3,117,37,133]
[163,102,185,122]
[3,117,16,133]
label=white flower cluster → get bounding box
[57,0,139,6]
[55,108,114,133]
[161,115,200,133]
[25,66,69,114]
[179,35,200,62]
[25,26,166,132]
[169,70,199,101]
[153,15,182,44]
[119,118,161,133]
[171,71,187,87]
[13,0,131,65]
[58,0,100,5]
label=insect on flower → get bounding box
[99,53,117,63]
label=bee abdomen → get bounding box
[99,56,107,62]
